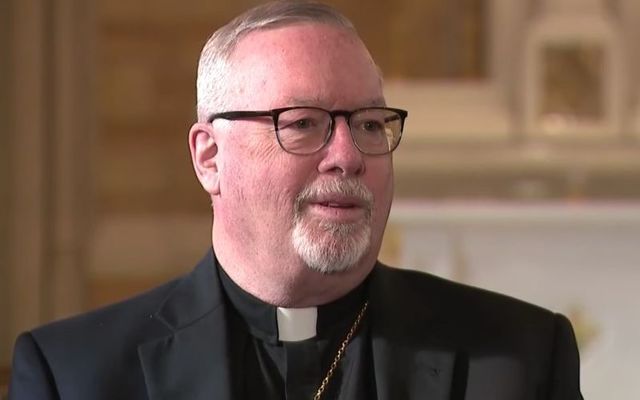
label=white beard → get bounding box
[291,179,373,274]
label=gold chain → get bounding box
[312,301,369,400]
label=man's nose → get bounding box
[317,117,365,177]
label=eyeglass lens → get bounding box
[276,108,402,155]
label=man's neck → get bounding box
[211,240,375,307]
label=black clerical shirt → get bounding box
[218,265,376,400]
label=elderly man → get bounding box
[9,1,583,399]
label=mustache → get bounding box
[294,179,374,216]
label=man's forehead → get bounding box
[227,23,378,81]
[223,22,382,110]
[232,22,361,56]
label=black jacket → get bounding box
[9,250,582,399]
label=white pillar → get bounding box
[618,0,640,137]
[488,0,530,107]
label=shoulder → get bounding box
[371,263,561,341]
[9,275,186,399]
[371,265,582,397]
[10,251,222,397]
[31,250,219,348]
[31,275,183,356]
[374,263,551,313]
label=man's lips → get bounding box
[303,195,369,221]
[310,195,366,209]
[294,179,374,220]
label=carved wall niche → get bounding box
[384,0,516,144]
[522,0,628,140]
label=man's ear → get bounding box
[188,122,220,195]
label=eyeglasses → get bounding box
[208,106,408,155]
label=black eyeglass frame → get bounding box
[207,106,408,155]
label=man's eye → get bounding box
[281,117,320,132]
[362,120,384,132]
[294,119,314,129]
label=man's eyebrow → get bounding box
[285,97,387,107]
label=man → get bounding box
[9,1,583,399]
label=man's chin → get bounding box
[292,221,371,275]
[303,258,357,275]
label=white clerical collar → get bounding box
[276,306,318,342]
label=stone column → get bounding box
[2,0,95,366]
[0,0,13,367]
[4,0,49,367]
[46,0,95,321]
[489,0,531,108]
[618,0,640,136]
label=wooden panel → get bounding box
[0,366,9,400]
[98,0,261,25]
[96,129,205,214]
[88,275,181,309]
[98,25,203,124]
[335,0,487,79]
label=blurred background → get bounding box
[2,0,640,398]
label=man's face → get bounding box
[210,23,394,276]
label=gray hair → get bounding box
[196,0,357,122]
